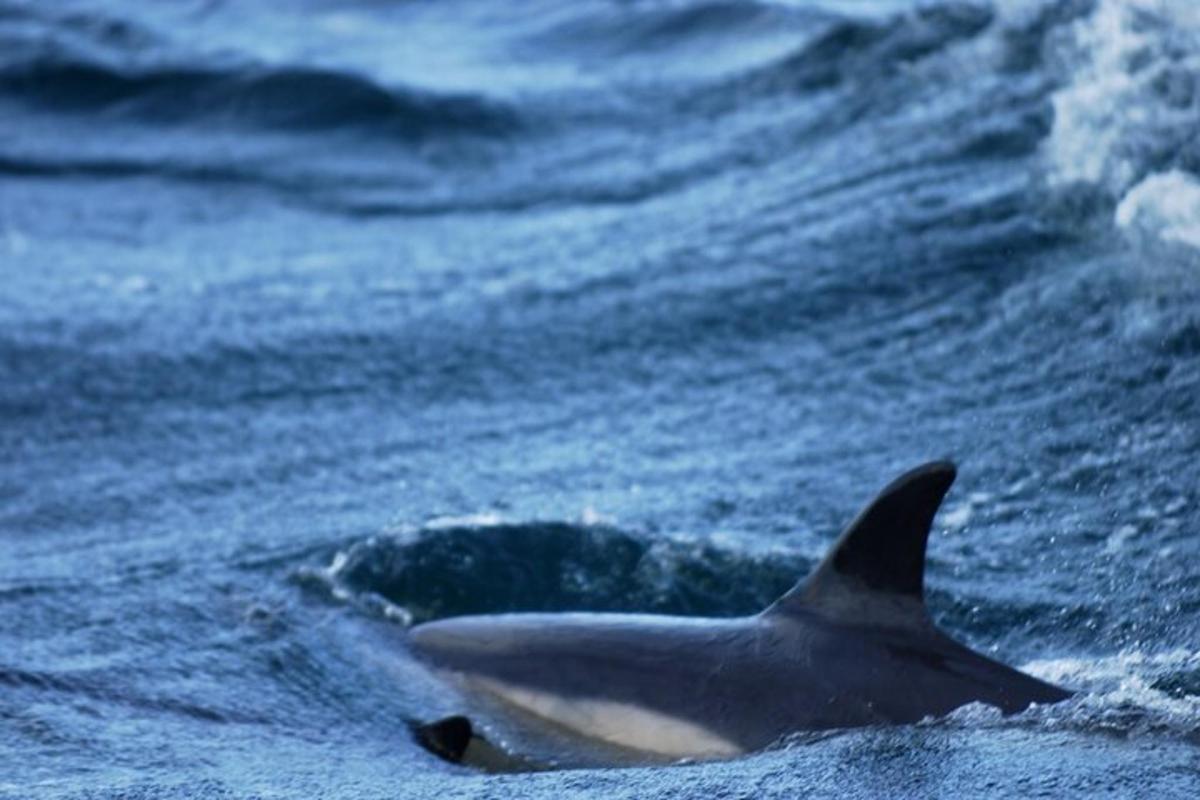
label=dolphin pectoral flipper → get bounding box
[413,715,473,763]
[413,715,547,773]
[766,461,957,627]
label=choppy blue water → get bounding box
[3,0,1200,796]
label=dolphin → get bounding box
[407,462,1071,768]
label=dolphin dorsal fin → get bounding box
[766,461,956,628]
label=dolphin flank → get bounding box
[407,461,1072,767]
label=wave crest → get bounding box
[742,3,994,95]
[297,521,805,624]
[0,56,518,138]
[1043,0,1200,251]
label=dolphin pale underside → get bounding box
[406,462,1072,770]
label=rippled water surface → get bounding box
[3,0,1200,796]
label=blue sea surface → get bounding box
[2,0,1200,796]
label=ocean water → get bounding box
[2,0,1200,795]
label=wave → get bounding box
[0,53,518,139]
[733,3,994,97]
[519,0,816,61]
[296,520,806,624]
[1041,0,1200,252]
[4,0,1198,241]
[0,1,515,140]
[0,665,265,724]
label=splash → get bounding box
[1044,0,1200,250]
[1115,169,1200,249]
[933,649,1200,739]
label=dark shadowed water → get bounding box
[2,0,1200,796]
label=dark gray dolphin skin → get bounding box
[409,462,1071,767]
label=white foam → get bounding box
[1115,170,1200,249]
[1045,0,1149,189]
[918,649,1200,738]
[1043,0,1200,250]
[1104,523,1139,553]
[940,491,996,533]
[424,512,507,530]
[579,505,616,526]
[1022,649,1200,734]
[940,503,973,531]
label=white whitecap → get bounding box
[1022,649,1200,734]
[425,512,508,530]
[1115,170,1200,250]
[1042,0,1200,250]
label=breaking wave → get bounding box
[1042,0,1200,252]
